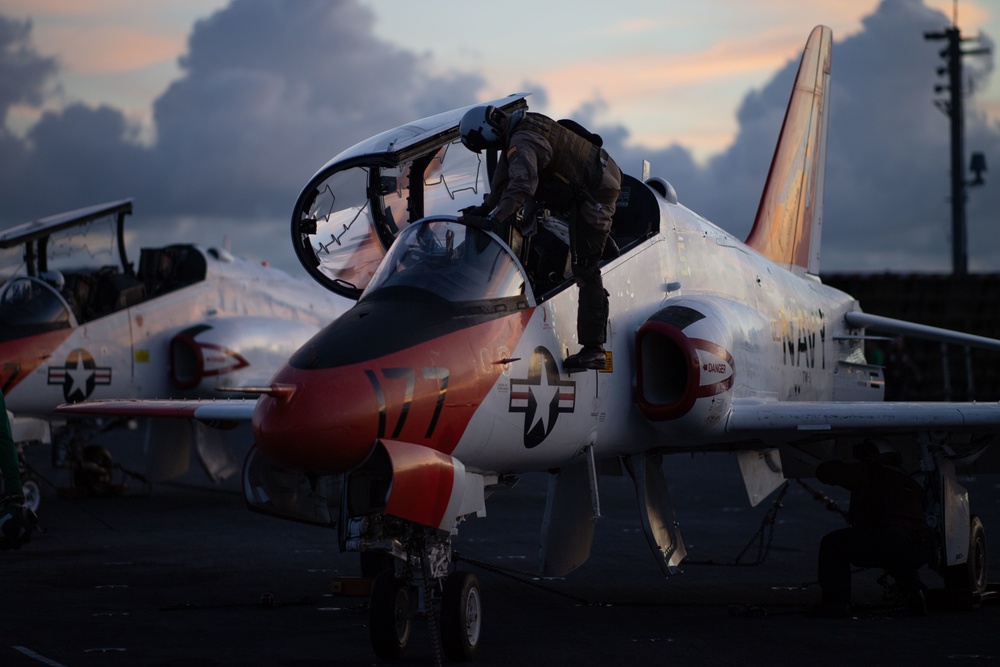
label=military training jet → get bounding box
[61,26,1000,661]
[2,199,348,508]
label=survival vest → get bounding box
[511,113,607,209]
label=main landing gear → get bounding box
[440,571,482,661]
[52,420,146,498]
[369,570,412,659]
[938,515,989,606]
[923,448,990,608]
[350,520,482,662]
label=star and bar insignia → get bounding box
[509,346,576,449]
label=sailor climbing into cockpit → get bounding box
[456,105,622,371]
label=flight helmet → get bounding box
[40,269,65,291]
[459,106,506,153]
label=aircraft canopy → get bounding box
[362,217,529,308]
[290,94,529,299]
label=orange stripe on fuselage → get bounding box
[255,309,533,473]
[0,328,74,395]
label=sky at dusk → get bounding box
[1,0,998,276]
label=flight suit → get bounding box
[483,112,622,350]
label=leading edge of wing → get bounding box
[56,398,257,424]
[728,398,1000,437]
[845,311,1000,352]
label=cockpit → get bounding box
[361,217,530,313]
[293,138,490,300]
[291,93,662,305]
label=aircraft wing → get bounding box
[56,398,257,425]
[726,398,1000,475]
[845,311,1000,351]
[728,398,1000,434]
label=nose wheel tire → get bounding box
[440,571,482,661]
[369,570,412,660]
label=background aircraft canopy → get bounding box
[291,95,529,299]
[0,199,133,282]
[0,277,74,340]
[1,200,134,339]
[0,199,215,338]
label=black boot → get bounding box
[564,346,607,372]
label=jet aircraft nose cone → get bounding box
[252,364,378,473]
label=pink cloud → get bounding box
[43,25,183,73]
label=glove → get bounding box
[459,204,489,217]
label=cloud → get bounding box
[0,0,997,276]
[0,0,483,266]
[0,15,58,125]
[809,0,997,272]
[537,39,796,108]
[592,0,1000,273]
[147,0,483,218]
[43,24,182,74]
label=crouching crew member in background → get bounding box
[813,439,933,617]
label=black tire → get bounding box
[74,445,114,496]
[441,572,482,661]
[21,477,41,514]
[943,515,988,602]
[369,570,411,660]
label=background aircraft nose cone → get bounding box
[252,365,379,473]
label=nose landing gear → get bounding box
[440,571,482,661]
[369,570,413,660]
[363,527,482,662]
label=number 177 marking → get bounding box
[364,367,449,439]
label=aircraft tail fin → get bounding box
[745,25,832,277]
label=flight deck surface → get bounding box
[4,445,998,666]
